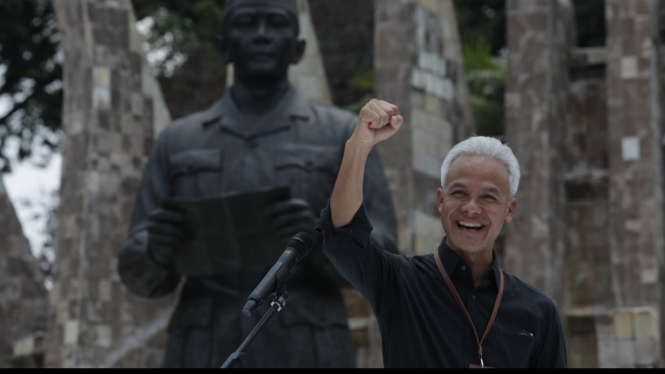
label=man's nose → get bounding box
[461,198,482,215]
[257,18,267,36]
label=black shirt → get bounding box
[315,202,567,368]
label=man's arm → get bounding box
[331,99,403,229]
[118,132,182,298]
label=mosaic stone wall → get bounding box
[506,0,665,368]
[0,179,48,367]
[46,0,176,367]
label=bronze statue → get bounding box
[118,0,397,368]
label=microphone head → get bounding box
[287,232,312,260]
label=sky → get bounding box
[2,142,61,260]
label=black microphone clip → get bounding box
[242,232,313,316]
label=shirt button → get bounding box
[472,295,476,300]
[461,265,467,270]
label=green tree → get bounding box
[454,0,506,136]
[131,0,227,120]
[0,0,61,172]
[454,0,506,57]
[463,41,506,137]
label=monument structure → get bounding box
[46,0,175,367]
[0,178,48,368]
[504,0,664,368]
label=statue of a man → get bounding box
[118,0,397,368]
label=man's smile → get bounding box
[456,220,486,232]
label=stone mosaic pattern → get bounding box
[503,0,574,307]
[505,0,665,367]
[605,0,661,311]
[374,0,472,366]
[46,0,177,367]
[0,179,48,367]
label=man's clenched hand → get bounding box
[351,99,404,148]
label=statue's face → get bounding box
[223,5,304,79]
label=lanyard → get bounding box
[434,250,504,369]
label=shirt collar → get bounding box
[204,84,311,141]
[437,237,502,286]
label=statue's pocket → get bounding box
[272,146,340,201]
[168,149,223,197]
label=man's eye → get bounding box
[452,191,466,196]
[269,16,290,27]
[234,16,254,26]
[483,195,497,201]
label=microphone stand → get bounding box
[220,285,290,369]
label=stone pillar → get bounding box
[373,0,473,367]
[503,0,575,309]
[46,0,175,367]
[602,0,663,367]
[0,178,48,367]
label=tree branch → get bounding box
[0,90,38,127]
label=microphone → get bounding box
[242,232,313,316]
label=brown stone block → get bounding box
[128,53,142,75]
[634,0,650,17]
[351,328,369,348]
[120,176,141,197]
[342,288,372,319]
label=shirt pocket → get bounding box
[168,149,222,198]
[272,145,340,206]
[486,326,536,368]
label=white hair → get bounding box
[440,137,521,199]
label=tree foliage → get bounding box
[0,0,61,172]
[454,0,506,136]
[131,0,227,120]
[463,42,505,137]
[454,0,506,57]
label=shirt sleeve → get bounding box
[315,200,398,316]
[530,300,568,368]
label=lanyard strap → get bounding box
[434,250,504,368]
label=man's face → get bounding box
[437,154,517,255]
[222,5,303,79]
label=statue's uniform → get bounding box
[118,86,398,368]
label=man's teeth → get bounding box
[458,221,483,228]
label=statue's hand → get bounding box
[146,207,186,266]
[267,198,318,245]
[351,99,404,148]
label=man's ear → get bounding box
[504,198,517,223]
[216,34,231,64]
[291,39,306,64]
[437,188,444,213]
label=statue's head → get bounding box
[220,0,306,81]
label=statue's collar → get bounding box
[203,85,311,141]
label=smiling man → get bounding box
[316,99,567,368]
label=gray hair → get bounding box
[440,137,521,199]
